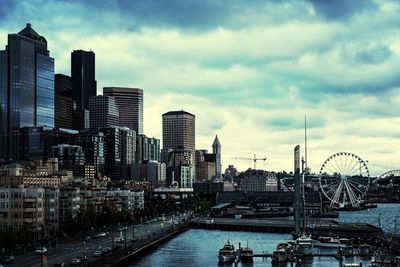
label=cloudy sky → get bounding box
[0,0,399,176]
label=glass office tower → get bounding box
[0,23,55,160]
[71,50,96,130]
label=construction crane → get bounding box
[232,154,267,169]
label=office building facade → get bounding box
[70,129,104,177]
[100,127,135,180]
[162,110,195,155]
[103,87,143,134]
[0,23,55,160]
[49,144,85,170]
[89,95,119,129]
[136,134,160,162]
[55,74,73,129]
[71,50,96,130]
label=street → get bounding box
[7,213,189,267]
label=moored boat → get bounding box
[314,237,346,249]
[358,244,370,255]
[240,245,253,263]
[272,248,288,262]
[295,234,313,255]
[218,240,235,263]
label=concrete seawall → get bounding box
[110,223,190,267]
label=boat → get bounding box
[272,248,288,263]
[295,234,313,255]
[358,244,370,255]
[313,237,346,249]
[342,245,354,256]
[239,244,253,263]
[218,240,235,263]
[371,251,394,267]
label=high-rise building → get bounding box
[49,144,85,170]
[0,23,55,160]
[89,95,119,129]
[103,87,143,134]
[55,74,73,129]
[100,127,135,180]
[136,134,160,162]
[212,135,222,179]
[70,129,104,177]
[162,110,195,186]
[71,50,96,130]
[120,127,136,179]
[165,147,195,187]
[19,127,73,162]
[162,110,195,156]
[132,160,166,186]
[195,149,216,181]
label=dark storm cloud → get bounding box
[0,0,16,21]
[307,0,377,20]
[56,0,312,31]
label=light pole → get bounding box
[83,241,86,259]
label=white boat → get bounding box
[218,240,235,263]
[313,237,346,249]
[295,234,313,255]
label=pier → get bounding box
[190,217,295,233]
[191,217,383,239]
[108,223,190,267]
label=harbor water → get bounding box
[131,204,400,266]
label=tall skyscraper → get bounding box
[71,50,96,130]
[103,87,143,134]
[0,23,55,160]
[89,95,119,129]
[162,110,195,186]
[212,135,222,179]
[162,110,195,156]
[55,74,73,129]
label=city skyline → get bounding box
[0,1,399,175]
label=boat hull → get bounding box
[240,255,253,263]
[218,255,235,263]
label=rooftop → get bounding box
[18,23,47,43]
[163,110,195,117]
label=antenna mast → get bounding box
[304,115,308,171]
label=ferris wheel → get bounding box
[319,152,370,208]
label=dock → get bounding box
[191,217,295,233]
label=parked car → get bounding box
[34,247,47,254]
[70,258,81,266]
[101,247,112,254]
[2,255,15,263]
[78,256,88,263]
[93,250,102,257]
[114,237,124,243]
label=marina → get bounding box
[131,204,400,266]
